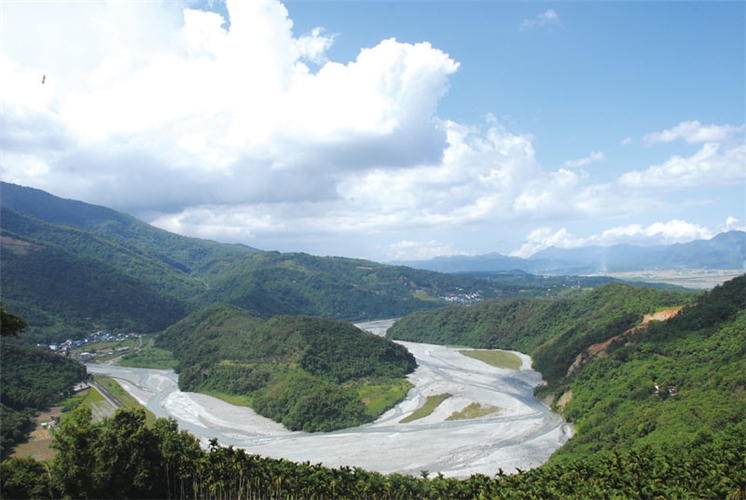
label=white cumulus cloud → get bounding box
[618,142,746,189]
[1,1,741,261]
[643,120,745,146]
[510,218,740,257]
[563,151,606,168]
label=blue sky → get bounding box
[1,1,744,261]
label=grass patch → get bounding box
[118,346,178,369]
[400,393,451,423]
[412,292,443,302]
[199,390,254,408]
[93,376,156,424]
[459,349,523,370]
[358,379,413,418]
[446,402,500,421]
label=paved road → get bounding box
[87,320,572,478]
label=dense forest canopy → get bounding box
[554,274,746,461]
[387,282,694,387]
[156,306,416,431]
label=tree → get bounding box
[1,302,27,337]
[0,456,55,499]
[50,406,97,499]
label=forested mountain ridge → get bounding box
[0,183,528,341]
[156,305,416,431]
[554,274,746,461]
[2,182,540,342]
[0,181,255,271]
[387,282,694,387]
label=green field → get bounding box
[358,379,413,417]
[458,349,523,370]
[93,376,156,424]
[118,345,179,369]
[446,402,500,421]
[400,393,451,423]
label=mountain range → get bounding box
[390,231,746,274]
[0,182,560,341]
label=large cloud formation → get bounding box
[1,0,743,260]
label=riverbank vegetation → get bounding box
[387,282,694,388]
[389,275,746,467]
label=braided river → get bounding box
[87,319,572,478]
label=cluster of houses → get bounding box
[439,292,483,305]
[38,331,139,358]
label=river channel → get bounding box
[86,319,572,478]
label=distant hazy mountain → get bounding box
[390,231,746,275]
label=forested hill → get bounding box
[2,182,542,342]
[555,274,746,460]
[156,305,416,431]
[387,282,693,387]
[390,275,746,464]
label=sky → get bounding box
[1,0,744,262]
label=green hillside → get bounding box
[2,182,545,342]
[554,275,746,461]
[156,306,416,431]
[387,282,694,387]
[389,275,745,467]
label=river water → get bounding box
[86,319,572,478]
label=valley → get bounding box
[86,320,572,478]
[1,182,744,498]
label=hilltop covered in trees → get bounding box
[156,306,416,431]
[389,276,746,464]
[387,282,693,387]
[0,182,539,343]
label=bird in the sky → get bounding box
[41,74,46,84]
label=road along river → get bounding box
[86,319,573,478]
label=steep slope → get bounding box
[0,181,256,273]
[387,282,694,387]
[389,275,745,471]
[554,275,746,460]
[1,228,190,340]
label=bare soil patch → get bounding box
[9,406,63,461]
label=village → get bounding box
[37,331,142,362]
